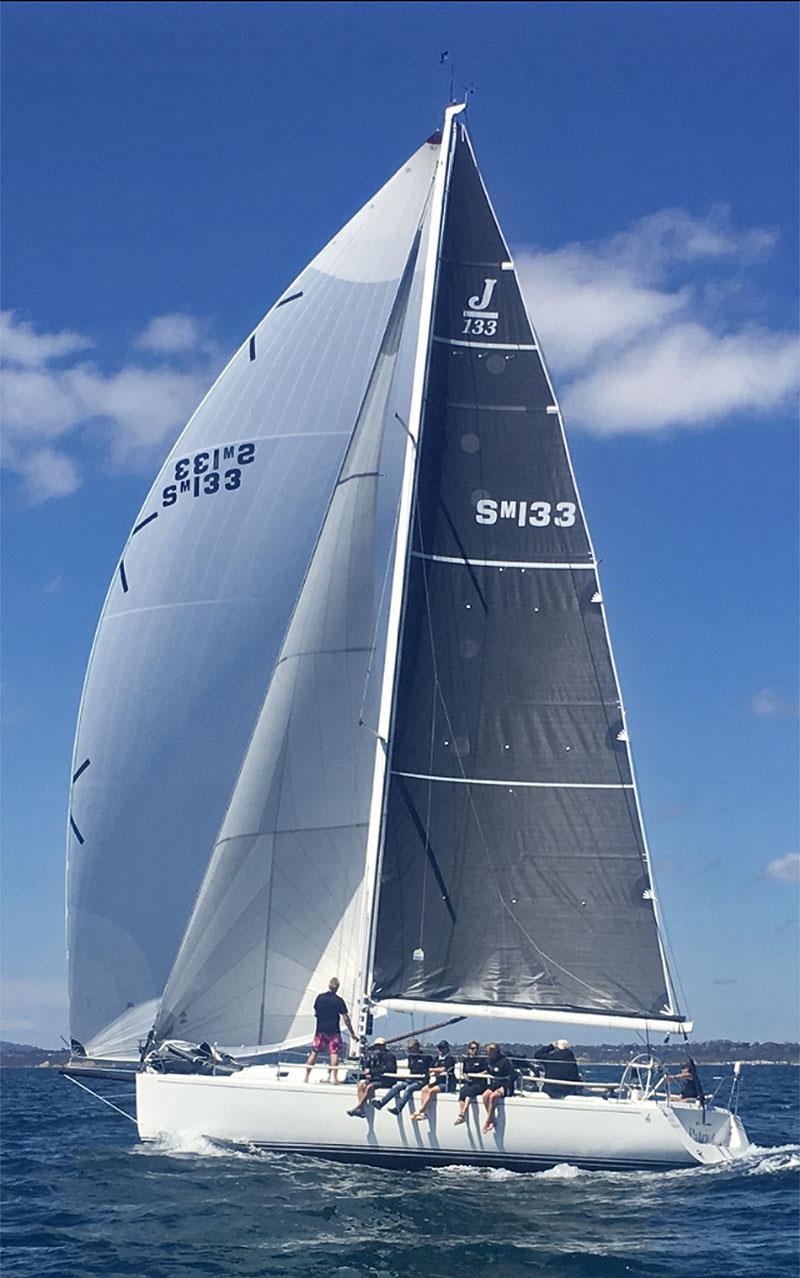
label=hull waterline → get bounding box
[136,1068,750,1173]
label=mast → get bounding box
[356,103,465,1033]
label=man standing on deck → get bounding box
[533,1039,582,1098]
[304,977,356,1084]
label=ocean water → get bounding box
[1,1066,797,1277]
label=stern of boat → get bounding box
[662,1101,751,1165]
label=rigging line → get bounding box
[355,206,433,731]
[438,500,488,612]
[395,777,457,925]
[413,500,458,939]
[414,502,441,948]
[63,1074,138,1124]
[257,735,290,1042]
[358,491,403,728]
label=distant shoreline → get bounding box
[2,1039,798,1069]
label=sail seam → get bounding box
[410,551,596,570]
[215,822,369,843]
[446,400,528,412]
[336,470,381,486]
[275,645,372,668]
[393,771,634,790]
[433,336,538,350]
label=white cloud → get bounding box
[517,247,686,372]
[1,312,222,501]
[515,207,798,435]
[751,689,800,718]
[15,447,81,502]
[765,854,800,884]
[67,362,214,462]
[563,322,798,434]
[134,313,209,354]
[0,310,92,367]
[2,206,797,500]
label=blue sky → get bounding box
[2,1,798,1048]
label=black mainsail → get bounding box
[370,117,682,1031]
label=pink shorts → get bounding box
[313,1031,343,1057]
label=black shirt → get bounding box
[406,1052,433,1079]
[462,1054,487,1077]
[362,1047,396,1085]
[533,1045,581,1082]
[486,1054,514,1093]
[313,991,348,1035]
[431,1052,457,1090]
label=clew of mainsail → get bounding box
[66,137,440,1059]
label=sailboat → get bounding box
[66,103,750,1171]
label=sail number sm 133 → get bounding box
[161,443,256,506]
[475,498,577,528]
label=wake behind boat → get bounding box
[65,103,751,1171]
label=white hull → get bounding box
[136,1067,750,1172]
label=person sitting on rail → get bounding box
[372,1039,432,1115]
[453,1040,486,1125]
[481,1042,514,1134]
[411,1040,457,1121]
[346,1037,397,1117]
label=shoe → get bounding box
[453,1115,466,1125]
[347,1108,363,1117]
[410,1112,424,1121]
[387,1106,400,1115]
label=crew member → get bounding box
[533,1039,582,1098]
[453,1041,486,1125]
[373,1039,433,1114]
[481,1042,514,1133]
[411,1040,457,1121]
[303,977,356,1084]
[673,1059,703,1103]
[347,1037,397,1117]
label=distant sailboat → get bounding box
[66,104,750,1170]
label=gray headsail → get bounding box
[370,122,684,1032]
[67,138,440,1059]
[153,220,429,1053]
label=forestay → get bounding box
[371,123,683,1031]
[67,139,440,1058]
